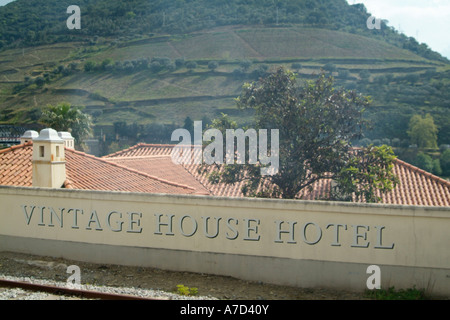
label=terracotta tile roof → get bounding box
[106,155,210,195]
[105,144,242,197]
[106,143,176,158]
[105,143,450,207]
[385,159,450,206]
[0,142,33,187]
[0,143,198,195]
[2,142,448,206]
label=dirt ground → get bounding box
[0,251,372,300]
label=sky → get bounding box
[348,0,450,59]
[0,0,449,59]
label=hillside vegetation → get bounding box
[0,0,449,162]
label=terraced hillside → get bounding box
[0,0,449,152]
[1,26,448,135]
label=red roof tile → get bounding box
[0,143,198,195]
[105,155,210,195]
[104,143,450,206]
[0,142,33,187]
[2,142,449,206]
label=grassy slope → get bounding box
[0,26,447,128]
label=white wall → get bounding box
[0,186,449,295]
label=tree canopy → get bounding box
[407,113,439,149]
[39,102,92,149]
[205,67,398,202]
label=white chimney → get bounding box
[32,128,66,188]
[58,131,75,149]
[20,130,39,145]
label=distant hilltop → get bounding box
[0,0,447,62]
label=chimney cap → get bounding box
[21,130,39,140]
[34,128,63,142]
[58,131,74,139]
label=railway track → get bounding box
[0,278,160,300]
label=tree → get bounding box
[84,61,97,72]
[414,152,433,173]
[441,149,450,177]
[331,145,399,203]
[40,102,92,149]
[432,158,442,176]
[34,76,45,87]
[183,116,194,134]
[291,63,302,72]
[251,64,269,80]
[185,61,197,71]
[205,67,397,202]
[239,60,252,72]
[338,69,350,79]
[323,63,336,74]
[208,61,219,72]
[101,58,113,70]
[407,114,438,149]
[175,58,185,69]
[359,70,371,82]
[113,121,128,139]
[150,61,162,73]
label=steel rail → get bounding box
[0,278,161,300]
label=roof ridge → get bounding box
[0,141,32,154]
[107,155,172,160]
[102,143,146,158]
[103,143,205,158]
[103,143,178,158]
[395,158,450,187]
[67,148,196,191]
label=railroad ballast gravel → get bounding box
[0,274,216,300]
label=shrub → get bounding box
[432,159,442,176]
[358,138,372,147]
[415,152,433,172]
[391,138,401,147]
[371,139,382,146]
[34,76,45,87]
[84,61,97,72]
[176,284,198,296]
[338,69,350,79]
[185,61,197,71]
[441,149,450,176]
[123,60,134,73]
[208,61,219,72]
[239,59,252,71]
[232,68,245,79]
[359,70,371,81]
[251,64,269,79]
[291,62,302,70]
[323,63,336,73]
[150,61,162,73]
[175,58,185,68]
[101,58,113,70]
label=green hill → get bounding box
[0,0,449,151]
[1,0,447,62]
